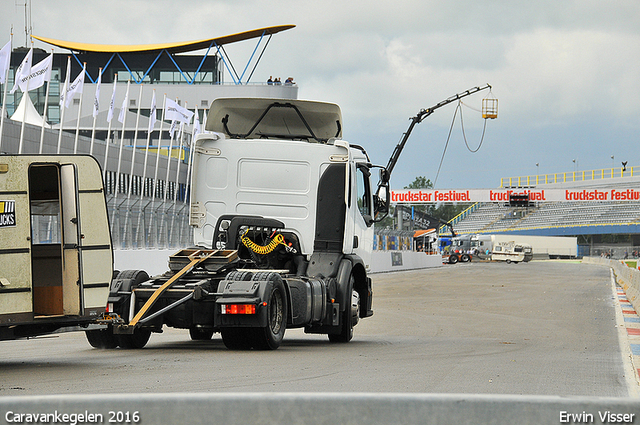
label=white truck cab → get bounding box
[102,98,389,350]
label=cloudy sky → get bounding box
[2,0,640,189]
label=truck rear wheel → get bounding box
[117,328,152,349]
[85,326,118,349]
[189,326,214,341]
[221,328,253,350]
[251,273,287,350]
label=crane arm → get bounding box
[378,84,492,193]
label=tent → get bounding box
[414,228,438,253]
[10,93,51,128]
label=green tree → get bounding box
[404,176,471,225]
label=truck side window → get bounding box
[356,165,372,219]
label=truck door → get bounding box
[351,163,374,267]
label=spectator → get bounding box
[267,76,273,85]
[285,77,295,85]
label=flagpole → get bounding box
[38,49,53,154]
[127,83,143,198]
[73,62,86,154]
[0,32,12,153]
[185,105,199,205]
[114,79,131,202]
[18,45,33,154]
[152,94,167,204]
[103,80,117,181]
[149,94,166,247]
[90,67,102,156]
[173,101,188,204]
[57,56,71,154]
[163,98,179,204]
[136,88,156,247]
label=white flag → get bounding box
[93,70,102,118]
[14,52,53,93]
[59,60,70,108]
[63,68,85,108]
[0,40,11,84]
[148,90,157,133]
[164,98,193,124]
[118,82,130,123]
[193,106,201,138]
[10,47,32,94]
[169,120,177,138]
[106,81,117,123]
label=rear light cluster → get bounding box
[221,304,256,315]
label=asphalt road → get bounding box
[0,261,632,397]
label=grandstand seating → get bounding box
[451,170,640,236]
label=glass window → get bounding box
[356,165,371,219]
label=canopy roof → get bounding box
[32,25,295,54]
[414,229,437,237]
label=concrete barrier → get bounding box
[583,256,640,314]
[1,393,639,425]
[115,249,444,276]
[369,251,442,273]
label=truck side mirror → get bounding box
[373,183,390,222]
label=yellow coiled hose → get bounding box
[241,229,287,255]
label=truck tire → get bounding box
[117,328,152,349]
[189,326,214,341]
[85,326,118,349]
[461,254,470,262]
[449,255,459,264]
[251,273,287,350]
[113,270,151,349]
[329,275,359,343]
[221,328,253,350]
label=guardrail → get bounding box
[501,166,637,188]
[1,393,639,425]
[583,256,640,314]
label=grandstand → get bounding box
[448,166,640,255]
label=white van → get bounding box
[491,241,533,264]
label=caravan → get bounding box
[491,241,533,264]
[0,155,113,341]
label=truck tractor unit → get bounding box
[99,98,391,350]
[0,155,113,341]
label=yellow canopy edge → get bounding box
[31,25,295,54]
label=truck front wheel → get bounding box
[329,275,359,343]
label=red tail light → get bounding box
[221,304,256,315]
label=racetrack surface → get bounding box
[0,261,631,397]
